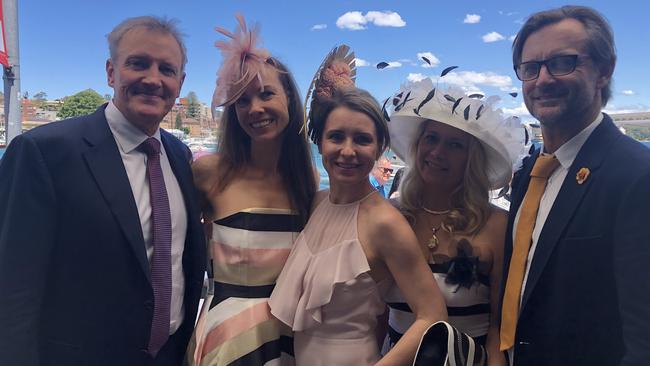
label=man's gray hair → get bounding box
[512,6,616,105]
[107,16,187,70]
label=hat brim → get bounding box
[388,113,513,190]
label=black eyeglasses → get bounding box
[515,54,582,81]
[380,168,394,174]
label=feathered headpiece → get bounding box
[303,44,356,134]
[212,14,270,111]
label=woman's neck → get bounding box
[328,179,376,204]
[420,186,454,211]
[248,138,283,177]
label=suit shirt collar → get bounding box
[542,112,604,169]
[105,101,162,154]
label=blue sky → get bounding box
[18,0,649,122]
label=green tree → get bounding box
[57,89,106,119]
[181,126,190,135]
[33,91,47,101]
[185,91,200,119]
[175,113,183,130]
[33,91,48,108]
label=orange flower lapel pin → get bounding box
[576,167,590,184]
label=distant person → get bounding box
[387,166,405,199]
[501,6,650,365]
[0,16,206,365]
[269,46,447,365]
[187,15,316,365]
[369,156,393,197]
[382,78,525,366]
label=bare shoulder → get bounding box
[485,205,508,234]
[477,205,509,254]
[191,154,222,193]
[362,197,414,243]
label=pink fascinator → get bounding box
[212,14,270,110]
[303,44,356,132]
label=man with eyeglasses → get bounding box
[500,5,650,366]
[369,156,393,197]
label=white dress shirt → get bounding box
[105,101,187,335]
[508,112,603,362]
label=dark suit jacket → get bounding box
[503,115,650,365]
[0,105,206,366]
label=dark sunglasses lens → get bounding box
[548,55,577,76]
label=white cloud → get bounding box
[310,24,327,31]
[336,11,367,30]
[366,11,406,27]
[354,58,370,67]
[502,102,531,117]
[408,73,427,82]
[417,52,440,68]
[384,61,402,69]
[464,14,481,24]
[509,34,517,41]
[482,31,505,43]
[622,90,635,95]
[438,71,514,91]
[336,11,406,30]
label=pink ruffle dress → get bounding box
[269,193,391,365]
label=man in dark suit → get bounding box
[0,16,205,365]
[500,6,650,366]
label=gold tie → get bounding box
[500,154,560,351]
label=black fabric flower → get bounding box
[445,239,480,291]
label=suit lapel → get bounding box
[510,151,538,225]
[521,117,621,309]
[82,106,151,281]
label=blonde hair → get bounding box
[398,120,492,235]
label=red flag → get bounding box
[0,1,9,67]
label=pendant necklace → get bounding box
[428,224,442,250]
[421,206,450,251]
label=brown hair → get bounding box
[107,16,187,71]
[215,58,315,225]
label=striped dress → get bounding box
[188,208,303,366]
[383,262,491,350]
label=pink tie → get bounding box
[139,137,172,357]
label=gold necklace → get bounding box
[421,206,451,215]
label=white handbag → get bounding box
[413,321,487,366]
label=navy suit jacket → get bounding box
[503,115,650,365]
[0,105,206,365]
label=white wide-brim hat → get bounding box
[388,78,526,190]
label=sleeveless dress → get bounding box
[383,258,490,350]
[188,208,303,366]
[269,192,391,366]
